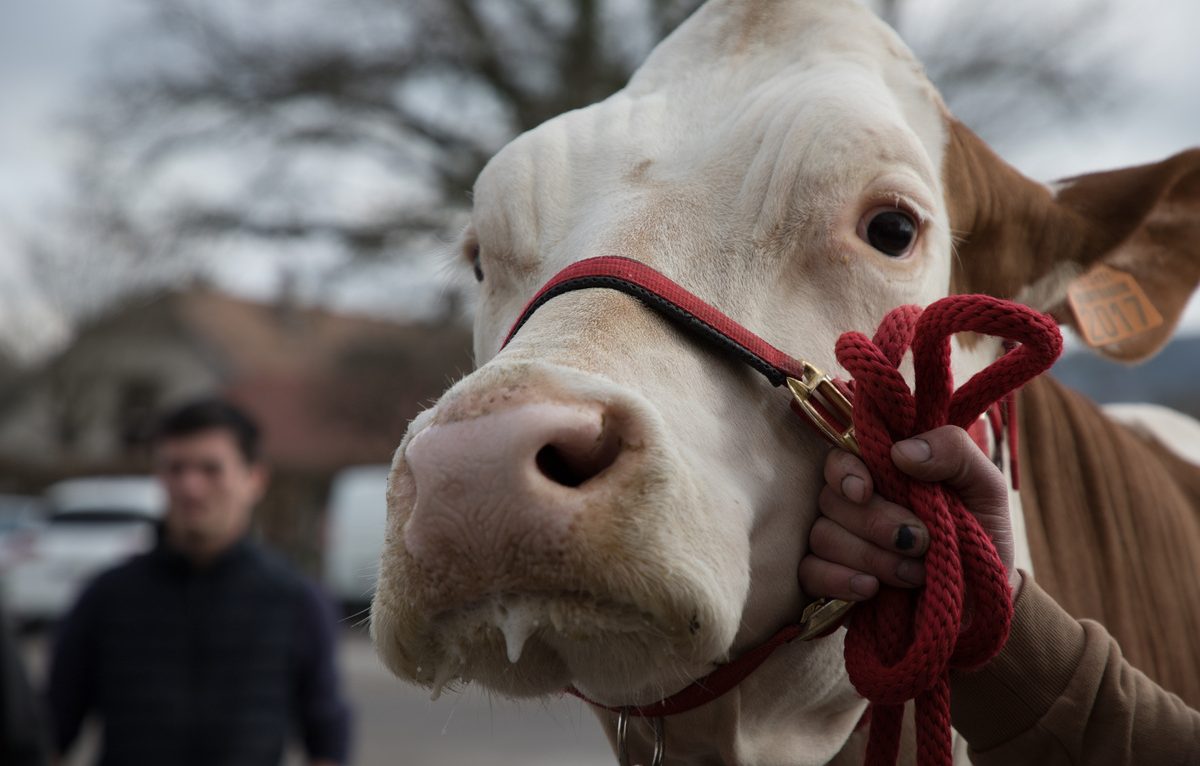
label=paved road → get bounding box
[26,628,617,766]
[334,629,615,766]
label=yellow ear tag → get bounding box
[1066,264,1164,348]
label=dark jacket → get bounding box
[1,597,49,765]
[47,537,351,766]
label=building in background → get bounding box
[0,287,472,572]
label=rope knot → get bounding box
[834,295,1061,766]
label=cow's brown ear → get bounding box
[946,120,1200,362]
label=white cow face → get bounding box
[372,0,952,706]
[372,0,1200,709]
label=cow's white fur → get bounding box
[1103,403,1200,466]
[374,1,1023,763]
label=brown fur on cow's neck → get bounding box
[1018,375,1200,707]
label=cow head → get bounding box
[373,0,1199,731]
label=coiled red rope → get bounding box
[835,296,1062,765]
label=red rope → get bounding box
[834,295,1061,765]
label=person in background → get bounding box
[47,399,351,766]
[1,596,49,765]
[799,425,1199,765]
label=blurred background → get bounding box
[0,1,1197,764]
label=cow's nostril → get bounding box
[535,431,622,488]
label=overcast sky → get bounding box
[1,0,1198,359]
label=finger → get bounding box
[808,517,926,589]
[818,486,928,556]
[823,449,874,504]
[890,426,1009,521]
[798,556,879,601]
[890,424,1013,572]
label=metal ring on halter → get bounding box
[616,708,666,766]
[616,708,630,765]
[650,716,665,766]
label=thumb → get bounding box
[890,425,1013,571]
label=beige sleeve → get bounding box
[950,572,1200,765]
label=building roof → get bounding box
[0,286,473,474]
[168,289,473,471]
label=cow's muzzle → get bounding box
[371,360,744,701]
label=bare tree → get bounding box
[874,0,1121,146]
[36,0,1121,320]
[61,1,700,264]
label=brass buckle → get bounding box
[787,361,858,640]
[786,362,860,456]
[796,597,856,641]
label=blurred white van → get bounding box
[323,465,390,610]
[0,494,45,574]
[5,476,164,624]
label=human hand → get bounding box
[797,425,1018,602]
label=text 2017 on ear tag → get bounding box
[1066,265,1163,348]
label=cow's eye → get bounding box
[471,244,484,282]
[859,208,918,258]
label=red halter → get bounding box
[504,256,811,383]
[500,256,1061,761]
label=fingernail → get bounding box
[894,525,917,551]
[841,475,866,503]
[849,574,878,598]
[896,560,925,586]
[894,438,932,463]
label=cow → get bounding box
[371,1,1200,763]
